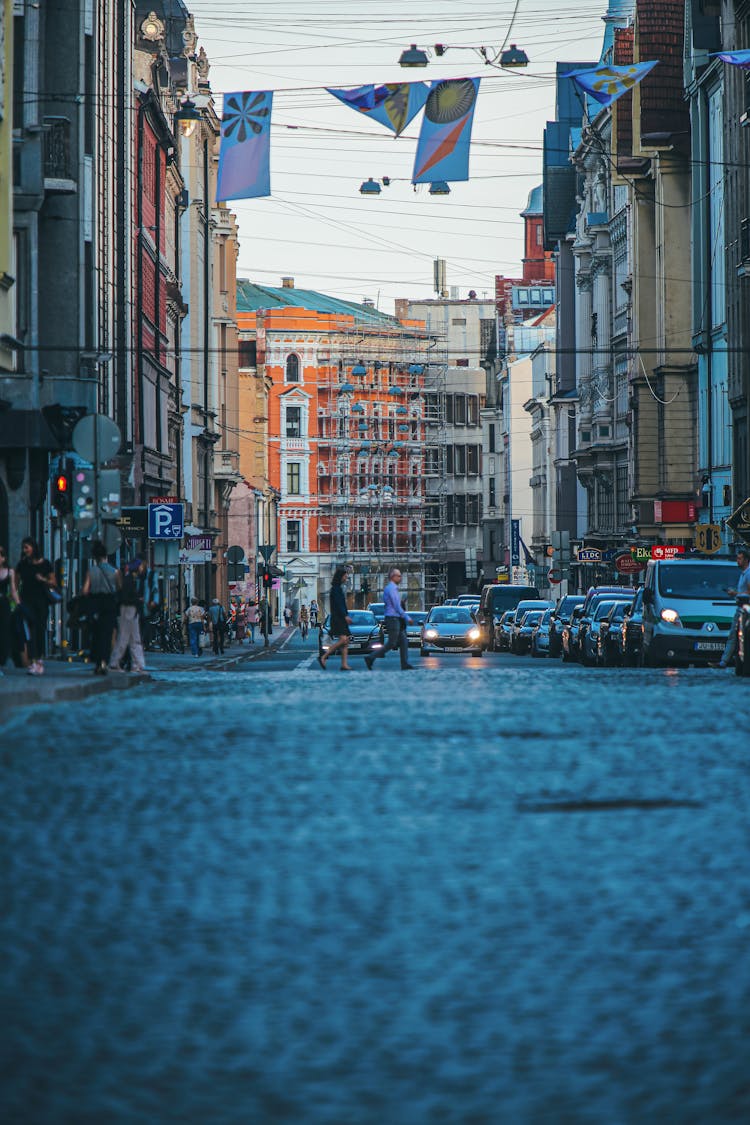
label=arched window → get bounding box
[286,354,300,382]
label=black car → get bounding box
[561,605,585,662]
[319,610,383,657]
[579,596,632,666]
[736,596,750,677]
[549,595,585,658]
[597,601,631,667]
[512,609,546,656]
[620,588,644,666]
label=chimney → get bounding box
[395,298,409,321]
[281,276,294,289]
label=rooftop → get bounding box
[236,280,399,326]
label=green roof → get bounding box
[236,280,399,326]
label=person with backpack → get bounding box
[109,558,146,674]
[81,540,120,675]
[208,598,227,655]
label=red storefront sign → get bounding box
[653,500,697,524]
[650,544,686,560]
[615,552,646,575]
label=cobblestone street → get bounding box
[2,643,749,1123]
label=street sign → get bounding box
[152,495,179,504]
[116,507,148,537]
[601,548,618,562]
[148,502,184,540]
[259,544,275,563]
[153,540,181,567]
[97,468,121,517]
[727,497,750,538]
[72,413,122,464]
[578,548,602,563]
[615,552,646,575]
[651,544,685,560]
[695,524,722,555]
[186,535,213,551]
[511,520,520,567]
[548,568,562,584]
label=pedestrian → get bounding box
[712,546,750,668]
[139,565,161,650]
[259,595,272,637]
[246,600,259,644]
[0,545,20,673]
[81,540,120,675]
[16,537,57,676]
[284,605,292,627]
[365,566,414,671]
[186,597,205,657]
[318,565,352,671]
[299,602,309,640]
[310,598,319,627]
[109,558,146,674]
[235,601,246,644]
[208,597,227,655]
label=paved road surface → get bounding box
[2,631,748,1123]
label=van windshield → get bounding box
[657,563,738,600]
[487,586,540,614]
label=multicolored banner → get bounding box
[712,50,750,68]
[216,90,273,201]
[562,61,658,108]
[327,82,430,137]
[412,78,480,184]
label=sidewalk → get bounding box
[0,627,296,718]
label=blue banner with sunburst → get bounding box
[562,61,658,108]
[327,82,429,137]
[412,78,480,184]
[216,91,273,201]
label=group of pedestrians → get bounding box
[317,566,414,672]
[185,596,262,657]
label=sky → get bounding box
[188,0,613,313]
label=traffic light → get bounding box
[51,461,72,514]
[262,567,272,589]
[72,466,96,525]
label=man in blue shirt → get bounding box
[715,546,750,668]
[365,566,414,670]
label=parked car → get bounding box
[476,584,541,651]
[319,611,383,657]
[456,595,480,607]
[579,597,633,666]
[509,599,554,653]
[640,556,739,666]
[574,588,632,664]
[512,609,546,655]
[405,610,428,647]
[736,596,750,677]
[561,605,584,662]
[495,609,516,651]
[421,606,483,657]
[549,595,585,658]
[366,602,386,624]
[597,601,631,667]
[531,608,553,657]
[620,588,645,666]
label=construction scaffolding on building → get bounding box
[314,317,448,606]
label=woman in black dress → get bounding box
[16,537,57,675]
[318,566,352,671]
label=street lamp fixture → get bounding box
[398,44,429,68]
[431,42,529,69]
[499,44,530,68]
[359,178,382,195]
[175,97,202,138]
[429,181,451,196]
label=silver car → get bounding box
[405,610,428,647]
[421,606,483,657]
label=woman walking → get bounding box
[318,566,352,671]
[108,558,146,673]
[81,540,120,675]
[16,537,56,676]
[246,600,259,644]
[0,545,19,672]
[186,598,205,657]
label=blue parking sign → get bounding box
[148,502,184,540]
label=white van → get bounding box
[641,556,739,665]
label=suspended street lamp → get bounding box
[398,44,429,68]
[429,181,451,196]
[174,97,202,138]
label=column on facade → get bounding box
[591,254,612,422]
[574,263,594,426]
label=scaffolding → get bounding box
[309,317,448,605]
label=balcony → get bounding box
[213,448,241,481]
[43,117,76,193]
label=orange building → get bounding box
[235,280,445,611]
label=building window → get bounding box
[467,445,479,475]
[454,445,466,475]
[489,478,496,508]
[446,496,454,525]
[455,358,469,367]
[286,354,300,382]
[286,406,301,437]
[239,339,257,367]
[452,317,467,326]
[455,495,466,525]
[616,464,629,530]
[287,462,301,495]
[446,446,454,474]
[536,225,543,246]
[445,395,454,424]
[454,395,466,425]
[489,423,496,453]
[286,520,301,552]
[467,494,480,524]
[467,396,479,426]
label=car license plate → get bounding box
[694,641,724,652]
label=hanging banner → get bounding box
[412,78,480,184]
[327,82,430,137]
[562,61,658,108]
[712,50,750,68]
[216,90,273,202]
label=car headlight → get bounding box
[468,627,480,640]
[660,608,682,626]
[425,629,439,640]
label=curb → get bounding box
[0,669,150,720]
